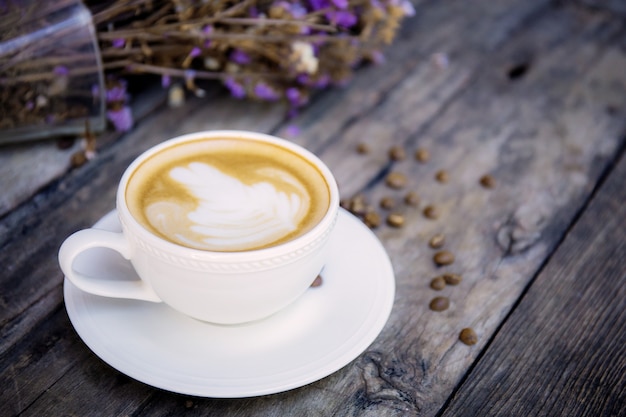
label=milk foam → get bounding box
[145,161,310,251]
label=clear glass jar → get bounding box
[0,0,105,144]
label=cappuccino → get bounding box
[126,136,330,252]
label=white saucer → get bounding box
[64,208,395,398]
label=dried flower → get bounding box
[224,77,246,99]
[112,38,126,48]
[254,82,280,101]
[230,49,251,65]
[74,0,414,121]
[106,106,133,132]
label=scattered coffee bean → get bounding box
[310,275,323,287]
[389,145,406,161]
[356,142,370,154]
[380,196,396,210]
[349,194,367,215]
[404,191,420,206]
[429,233,445,249]
[386,172,408,189]
[364,211,381,229]
[480,174,496,189]
[459,328,478,345]
[423,205,440,220]
[429,296,450,311]
[443,273,462,285]
[340,198,352,210]
[430,276,446,291]
[435,170,449,183]
[70,150,87,168]
[433,250,455,266]
[415,148,430,163]
[386,213,405,228]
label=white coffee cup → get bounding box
[58,130,339,324]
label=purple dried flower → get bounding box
[313,74,331,88]
[189,46,202,58]
[107,106,133,132]
[331,0,348,9]
[326,10,357,27]
[25,100,34,110]
[286,87,309,107]
[224,77,246,99]
[91,84,100,98]
[112,38,126,48]
[276,1,307,18]
[296,73,311,85]
[286,87,300,104]
[106,84,127,103]
[53,65,69,76]
[308,0,328,11]
[254,82,280,101]
[248,6,260,17]
[161,74,171,88]
[285,124,301,137]
[230,49,251,65]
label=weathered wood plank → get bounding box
[1,1,625,417]
[439,151,626,417]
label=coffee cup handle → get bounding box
[59,229,161,302]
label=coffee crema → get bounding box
[126,137,330,252]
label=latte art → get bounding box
[146,162,310,251]
[126,136,331,252]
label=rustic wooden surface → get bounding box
[442,144,626,416]
[1,0,625,416]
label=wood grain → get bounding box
[1,0,625,416]
[440,151,626,417]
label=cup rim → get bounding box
[116,130,339,260]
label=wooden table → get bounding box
[2,0,625,415]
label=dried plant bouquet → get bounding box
[1,0,414,141]
[90,0,415,125]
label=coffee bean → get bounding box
[389,146,406,161]
[349,194,367,215]
[386,213,405,228]
[433,250,454,266]
[429,233,445,249]
[404,191,420,206]
[435,170,449,183]
[430,276,446,291]
[380,196,396,210]
[429,296,450,311]
[356,143,370,154]
[310,275,323,287]
[364,211,381,229]
[423,205,440,220]
[480,174,496,189]
[386,172,408,189]
[70,150,87,168]
[443,273,462,285]
[459,328,478,345]
[415,148,430,163]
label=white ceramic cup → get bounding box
[58,130,339,324]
